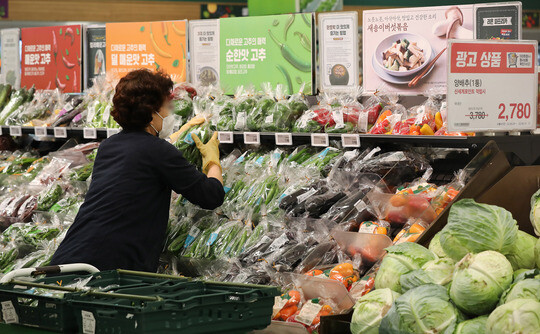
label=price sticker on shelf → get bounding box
[243,132,261,145]
[447,40,538,132]
[1,301,19,324]
[106,128,120,138]
[34,126,47,137]
[81,310,96,334]
[275,133,293,146]
[218,131,234,144]
[54,127,67,138]
[311,133,329,147]
[9,126,22,137]
[341,134,360,147]
[83,128,97,139]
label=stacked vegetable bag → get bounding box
[350,198,540,334]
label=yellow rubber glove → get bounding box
[168,116,205,143]
[192,132,221,174]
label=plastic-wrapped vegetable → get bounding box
[37,183,64,211]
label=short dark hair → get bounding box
[112,69,173,131]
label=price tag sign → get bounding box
[83,128,98,139]
[447,40,538,132]
[34,126,47,137]
[54,127,67,138]
[218,131,234,144]
[275,133,293,146]
[341,134,360,147]
[311,133,329,147]
[106,128,120,138]
[243,132,261,145]
[9,126,22,137]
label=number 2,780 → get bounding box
[498,103,531,121]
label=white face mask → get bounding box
[152,111,175,139]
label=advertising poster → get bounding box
[85,26,106,89]
[189,20,219,86]
[0,28,21,88]
[220,13,314,95]
[21,25,82,93]
[363,5,474,94]
[318,12,358,92]
[105,21,187,82]
[475,2,521,40]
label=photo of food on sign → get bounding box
[363,5,473,94]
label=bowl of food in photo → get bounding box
[374,33,432,77]
[329,64,349,85]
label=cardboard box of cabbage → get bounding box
[328,162,540,333]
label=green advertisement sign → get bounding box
[219,13,314,95]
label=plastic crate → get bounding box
[0,270,188,333]
[68,281,280,334]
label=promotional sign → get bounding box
[85,26,106,89]
[248,0,297,16]
[220,13,314,95]
[318,11,358,92]
[447,40,538,132]
[105,20,187,82]
[189,20,219,86]
[21,25,82,93]
[363,5,474,94]
[0,29,21,88]
[474,2,521,40]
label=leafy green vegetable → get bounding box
[439,199,518,261]
[506,230,538,270]
[499,278,540,304]
[530,188,540,236]
[486,299,540,334]
[449,251,513,315]
[454,316,488,334]
[350,288,400,334]
[428,231,449,258]
[400,258,454,292]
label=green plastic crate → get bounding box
[68,281,280,334]
[0,270,187,333]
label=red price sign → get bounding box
[447,40,538,132]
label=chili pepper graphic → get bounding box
[302,13,311,27]
[150,23,172,58]
[284,14,295,40]
[62,56,75,69]
[268,30,310,72]
[55,73,66,90]
[181,43,186,59]
[45,81,52,90]
[172,22,185,36]
[294,31,311,51]
[162,22,171,46]
[65,27,75,45]
[52,31,58,63]
[73,70,77,92]
[277,65,293,95]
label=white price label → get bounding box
[81,310,96,334]
[1,301,19,324]
[54,127,67,138]
[272,297,287,318]
[9,126,22,137]
[106,128,120,138]
[243,132,261,145]
[34,126,47,137]
[83,128,97,139]
[341,134,360,147]
[296,302,323,326]
[275,133,293,145]
[311,133,329,147]
[218,131,234,144]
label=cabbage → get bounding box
[536,237,540,269]
[454,316,488,334]
[486,298,540,334]
[400,258,455,292]
[429,231,449,258]
[506,231,538,270]
[499,278,540,304]
[374,242,436,293]
[513,268,540,283]
[439,199,518,261]
[449,251,513,315]
[379,284,462,334]
[350,288,400,334]
[530,188,540,236]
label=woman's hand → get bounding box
[168,116,205,143]
[192,132,223,183]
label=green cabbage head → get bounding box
[506,230,538,270]
[439,199,518,261]
[499,278,540,304]
[379,284,462,334]
[536,237,540,269]
[530,188,540,236]
[454,315,488,334]
[429,231,450,258]
[350,288,400,334]
[449,251,513,315]
[400,258,455,292]
[375,242,436,293]
[486,298,540,334]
